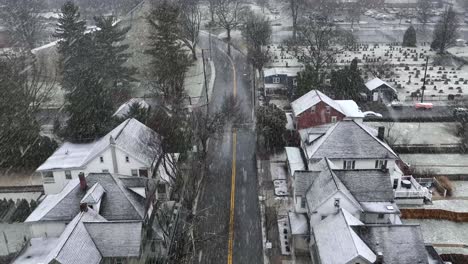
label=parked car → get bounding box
[390,101,403,109]
[415,102,433,109]
[454,107,468,121]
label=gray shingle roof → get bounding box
[300,120,398,161]
[293,171,319,197]
[27,173,145,222]
[305,159,361,212]
[354,225,429,264]
[84,221,142,257]
[333,170,394,203]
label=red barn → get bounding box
[290,90,363,130]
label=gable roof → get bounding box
[333,170,394,203]
[44,210,142,264]
[293,170,319,197]
[354,225,429,264]
[285,147,306,176]
[313,208,376,264]
[299,120,398,161]
[291,90,345,117]
[37,118,162,171]
[365,77,397,93]
[305,159,361,213]
[26,173,145,222]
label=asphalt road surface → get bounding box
[194,32,263,264]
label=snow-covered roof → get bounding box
[285,112,294,130]
[263,67,302,77]
[335,100,364,118]
[291,90,363,118]
[365,77,397,92]
[288,212,308,235]
[113,98,149,118]
[37,118,162,171]
[26,173,145,222]
[313,208,376,264]
[81,182,105,205]
[299,120,398,161]
[291,90,344,117]
[285,147,305,176]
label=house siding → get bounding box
[309,191,361,227]
[264,74,297,98]
[42,148,152,194]
[296,101,345,130]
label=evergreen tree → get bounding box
[93,16,137,105]
[295,65,319,99]
[146,1,190,112]
[402,26,417,47]
[256,104,286,149]
[55,2,116,141]
[330,58,365,101]
[431,7,459,54]
[54,1,87,90]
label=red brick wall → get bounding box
[296,101,345,129]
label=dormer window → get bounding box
[99,156,104,163]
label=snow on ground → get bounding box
[273,179,289,196]
[403,219,468,255]
[13,237,60,264]
[399,154,468,175]
[365,122,460,146]
[424,200,468,213]
[452,181,468,197]
[270,162,287,181]
[277,216,292,255]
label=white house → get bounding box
[37,118,164,194]
[365,77,398,102]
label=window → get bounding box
[125,156,130,163]
[293,78,297,86]
[65,170,72,180]
[378,214,385,219]
[99,156,104,163]
[300,197,306,208]
[331,116,337,123]
[310,106,316,113]
[272,77,280,84]
[157,184,166,194]
[139,169,149,177]
[375,160,388,169]
[114,258,123,264]
[43,171,55,183]
[131,169,138,177]
[343,160,355,170]
[102,169,109,173]
[326,106,331,114]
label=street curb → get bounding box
[208,60,216,101]
[257,156,270,264]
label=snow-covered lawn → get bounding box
[399,154,468,175]
[13,237,60,264]
[365,122,460,146]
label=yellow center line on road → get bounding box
[226,52,237,264]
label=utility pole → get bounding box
[421,56,429,103]
[202,49,209,113]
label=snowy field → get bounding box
[403,219,468,255]
[399,154,468,175]
[365,122,460,146]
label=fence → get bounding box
[400,208,468,222]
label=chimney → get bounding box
[375,252,384,264]
[377,127,385,141]
[78,172,87,191]
[80,203,88,212]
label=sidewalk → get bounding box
[184,48,215,107]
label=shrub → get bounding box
[436,176,454,197]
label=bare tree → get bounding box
[0,0,44,51]
[292,17,355,85]
[178,0,201,60]
[417,0,431,28]
[363,59,394,79]
[215,0,243,55]
[241,9,272,75]
[431,7,460,54]
[207,0,217,23]
[347,0,363,29]
[289,0,305,42]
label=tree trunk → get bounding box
[192,44,197,60]
[227,27,231,56]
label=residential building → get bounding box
[365,77,398,102]
[13,172,152,264]
[290,90,364,130]
[25,173,148,238]
[37,118,165,194]
[263,67,302,98]
[113,98,150,118]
